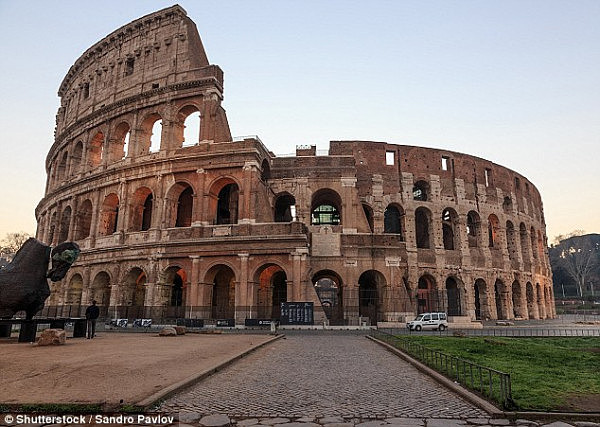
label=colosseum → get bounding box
[35,5,555,326]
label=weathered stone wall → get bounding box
[36,5,554,324]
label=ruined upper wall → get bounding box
[55,5,221,135]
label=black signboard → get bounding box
[176,318,205,328]
[215,318,235,327]
[245,318,274,327]
[280,302,314,325]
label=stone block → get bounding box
[159,327,177,336]
[175,325,186,335]
[37,328,66,346]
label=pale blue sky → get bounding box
[0,0,599,241]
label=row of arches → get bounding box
[49,105,203,189]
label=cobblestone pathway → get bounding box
[160,334,486,418]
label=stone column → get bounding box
[188,256,201,312]
[236,253,249,323]
[341,177,357,233]
[240,161,259,223]
[194,169,207,224]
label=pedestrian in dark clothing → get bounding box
[85,300,100,339]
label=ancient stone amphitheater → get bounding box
[35,5,554,326]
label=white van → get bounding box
[406,312,448,331]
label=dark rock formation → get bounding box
[0,238,79,319]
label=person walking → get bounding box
[85,300,100,339]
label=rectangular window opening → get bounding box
[125,58,135,76]
[441,156,450,171]
[385,151,395,166]
[485,168,491,187]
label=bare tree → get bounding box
[0,232,32,256]
[558,237,598,297]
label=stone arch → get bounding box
[502,196,513,214]
[488,214,500,248]
[163,266,187,310]
[362,203,375,233]
[512,280,525,318]
[413,180,429,201]
[129,187,154,231]
[474,278,489,320]
[445,276,462,316]
[466,210,481,248]
[261,159,271,182]
[69,141,83,175]
[110,121,131,161]
[99,193,119,235]
[442,207,460,250]
[312,270,344,324]
[530,226,539,260]
[48,211,57,244]
[358,270,386,325]
[75,199,93,240]
[384,203,404,239]
[494,279,506,319]
[415,207,432,249]
[177,104,201,147]
[253,263,288,319]
[164,181,194,228]
[58,205,72,243]
[88,131,104,168]
[205,264,236,319]
[506,221,518,263]
[66,273,83,306]
[519,223,531,265]
[311,188,342,226]
[90,271,111,307]
[208,177,240,225]
[139,113,163,154]
[526,282,537,319]
[274,192,296,222]
[417,274,437,313]
[57,151,68,181]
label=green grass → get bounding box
[392,336,600,411]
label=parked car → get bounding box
[406,312,448,331]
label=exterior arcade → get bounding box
[35,5,555,326]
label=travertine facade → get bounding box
[36,5,554,325]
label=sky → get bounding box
[0,0,599,242]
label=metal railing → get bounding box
[371,330,514,409]
[381,327,600,337]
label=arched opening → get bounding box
[122,268,147,318]
[506,221,518,262]
[466,211,481,248]
[110,122,131,161]
[488,214,500,248]
[66,274,83,315]
[183,111,201,147]
[512,281,523,318]
[362,204,374,233]
[149,119,162,153]
[313,270,344,325]
[75,199,93,240]
[57,152,68,181]
[216,183,239,225]
[413,180,429,201]
[99,193,119,235]
[442,208,459,250]
[417,275,436,313]
[255,264,287,319]
[519,223,530,264]
[311,189,342,226]
[502,196,513,214]
[176,186,194,227]
[526,282,536,319]
[69,141,83,175]
[163,267,186,314]
[206,265,236,319]
[474,279,490,320]
[129,187,154,231]
[358,270,385,325]
[48,212,57,244]
[530,227,538,260]
[537,230,544,261]
[138,113,162,155]
[494,279,505,320]
[261,159,271,182]
[58,206,72,243]
[274,193,296,222]
[90,272,111,308]
[415,207,432,249]
[384,204,404,239]
[88,131,104,168]
[446,277,461,316]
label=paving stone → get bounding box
[273,423,320,427]
[541,423,576,427]
[574,423,599,427]
[355,421,387,427]
[489,420,511,426]
[297,418,316,423]
[323,424,355,427]
[385,418,425,426]
[200,414,232,426]
[238,419,261,426]
[466,419,491,426]
[179,411,202,423]
[320,417,346,424]
[261,419,291,425]
[515,421,539,426]
[426,419,467,427]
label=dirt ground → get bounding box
[0,332,273,406]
